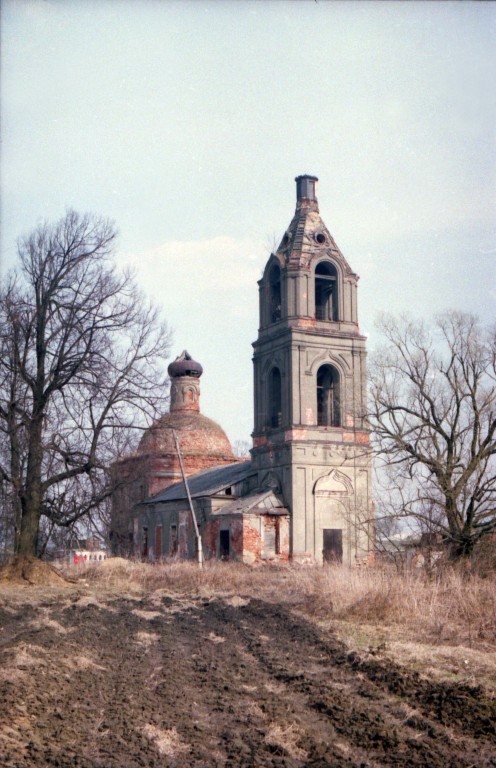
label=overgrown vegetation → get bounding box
[73,559,496,653]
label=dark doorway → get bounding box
[323,528,343,563]
[219,530,230,560]
[170,524,178,556]
[142,527,148,560]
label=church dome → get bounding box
[137,350,235,461]
[138,411,234,458]
[167,350,203,379]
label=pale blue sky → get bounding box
[1,0,495,445]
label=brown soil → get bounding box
[0,588,494,768]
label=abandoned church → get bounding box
[111,175,372,565]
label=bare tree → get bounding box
[232,439,252,458]
[0,210,171,561]
[369,311,496,560]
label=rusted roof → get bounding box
[138,411,234,458]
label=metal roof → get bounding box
[145,461,254,504]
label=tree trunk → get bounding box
[16,418,44,559]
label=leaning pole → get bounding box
[171,429,203,568]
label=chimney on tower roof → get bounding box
[295,174,319,212]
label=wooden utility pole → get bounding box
[171,429,203,568]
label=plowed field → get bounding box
[1,589,495,767]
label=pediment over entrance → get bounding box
[313,469,353,497]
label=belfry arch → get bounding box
[316,364,341,427]
[269,263,282,323]
[269,367,282,428]
[315,261,339,321]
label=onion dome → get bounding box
[167,350,203,379]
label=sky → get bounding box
[1,0,495,446]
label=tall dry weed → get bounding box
[70,558,495,650]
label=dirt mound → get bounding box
[0,557,71,587]
[79,555,138,584]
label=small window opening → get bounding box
[269,264,282,323]
[225,487,232,496]
[269,368,282,428]
[317,365,341,427]
[315,232,326,244]
[315,262,338,321]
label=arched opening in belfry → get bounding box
[269,264,282,323]
[315,262,338,321]
[317,365,341,427]
[269,367,282,428]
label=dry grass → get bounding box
[69,557,496,651]
[141,724,189,757]
[264,722,307,760]
[291,565,496,649]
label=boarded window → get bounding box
[155,526,162,560]
[323,529,343,564]
[263,520,276,554]
[219,530,230,560]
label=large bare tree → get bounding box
[369,311,496,560]
[0,210,170,560]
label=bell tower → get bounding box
[251,175,372,564]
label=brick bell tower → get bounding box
[251,175,372,564]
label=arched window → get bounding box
[269,264,281,323]
[269,367,282,428]
[315,262,338,321]
[317,365,341,426]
